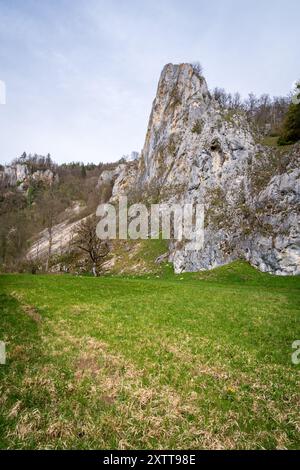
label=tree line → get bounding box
[212,87,290,137]
[211,80,300,145]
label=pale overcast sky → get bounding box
[0,0,299,164]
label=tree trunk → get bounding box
[46,226,52,272]
[92,263,97,277]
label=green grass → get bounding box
[260,135,294,150]
[261,136,280,147]
[0,261,299,449]
[106,238,170,275]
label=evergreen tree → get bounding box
[278,83,300,145]
[80,164,87,178]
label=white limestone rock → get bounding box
[108,63,300,276]
[0,163,58,190]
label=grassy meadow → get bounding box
[0,261,299,449]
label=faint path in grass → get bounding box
[0,262,299,449]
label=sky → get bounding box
[0,0,299,165]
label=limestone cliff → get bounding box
[109,63,300,275]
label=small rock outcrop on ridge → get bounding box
[0,161,58,191]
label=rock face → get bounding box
[27,202,87,260]
[0,163,58,190]
[108,63,300,275]
[96,165,124,188]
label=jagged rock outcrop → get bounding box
[108,63,300,275]
[111,161,139,200]
[0,163,58,191]
[96,165,124,189]
[96,153,140,190]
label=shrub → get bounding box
[191,62,204,77]
[191,119,203,134]
[277,102,300,145]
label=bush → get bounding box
[277,102,300,145]
[191,62,203,77]
[191,119,203,134]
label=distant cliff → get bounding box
[0,160,58,191]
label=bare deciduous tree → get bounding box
[212,87,290,135]
[73,215,109,276]
[38,189,65,271]
[192,62,203,77]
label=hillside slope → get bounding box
[4,63,299,277]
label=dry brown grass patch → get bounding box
[10,291,42,323]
